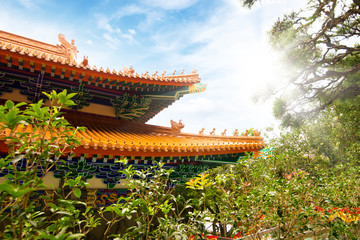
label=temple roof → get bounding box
[0,30,264,189]
[0,30,206,122]
[0,30,201,86]
[73,122,265,157]
[0,30,265,158]
[0,113,265,158]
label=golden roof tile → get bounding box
[0,30,201,85]
[1,115,265,157]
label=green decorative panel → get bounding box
[0,72,14,95]
[111,93,151,120]
[70,83,93,110]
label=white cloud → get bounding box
[104,23,114,33]
[16,0,47,9]
[95,14,109,29]
[103,33,119,49]
[101,29,137,48]
[121,34,134,42]
[17,0,34,8]
[113,5,145,19]
[147,1,304,133]
[140,0,198,10]
[0,0,304,134]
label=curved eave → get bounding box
[0,117,265,158]
[70,118,265,157]
[0,44,201,87]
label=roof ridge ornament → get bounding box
[233,129,239,136]
[81,56,89,67]
[122,66,135,75]
[58,33,79,63]
[199,128,205,135]
[170,119,184,134]
[254,129,261,136]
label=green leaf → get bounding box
[55,210,72,216]
[11,154,24,164]
[67,93,77,99]
[73,188,82,198]
[65,233,85,240]
[42,91,51,99]
[5,100,14,109]
[0,182,15,194]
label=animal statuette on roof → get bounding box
[81,56,89,67]
[170,120,184,133]
[221,129,227,136]
[243,129,249,136]
[209,128,216,135]
[254,129,261,136]
[199,128,205,135]
[233,129,239,136]
[123,66,135,75]
[152,71,158,78]
[161,71,166,78]
[58,33,79,62]
[142,71,149,78]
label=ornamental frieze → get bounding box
[70,83,93,110]
[111,93,151,120]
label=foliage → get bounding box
[239,0,259,8]
[268,0,360,126]
[184,147,360,238]
[182,97,360,239]
[0,90,359,240]
[0,90,100,239]
[102,160,202,240]
[102,98,359,239]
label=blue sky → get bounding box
[0,0,305,134]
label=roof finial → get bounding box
[81,56,89,66]
[161,71,166,78]
[58,33,78,62]
[170,119,184,134]
[233,129,239,136]
[243,129,249,136]
[152,71,158,78]
[123,66,135,75]
[142,71,149,78]
[199,128,205,135]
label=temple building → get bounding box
[0,30,265,206]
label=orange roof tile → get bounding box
[0,114,265,158]
[0,30,201,86]
[67,114,265,157]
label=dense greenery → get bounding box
[248,0,360,127]
[180,94,360,239]
[0,92,205,239]
[0,93,359,239]
[0,90,99,239]
[0,1,359,239]
[187,99,360,239]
